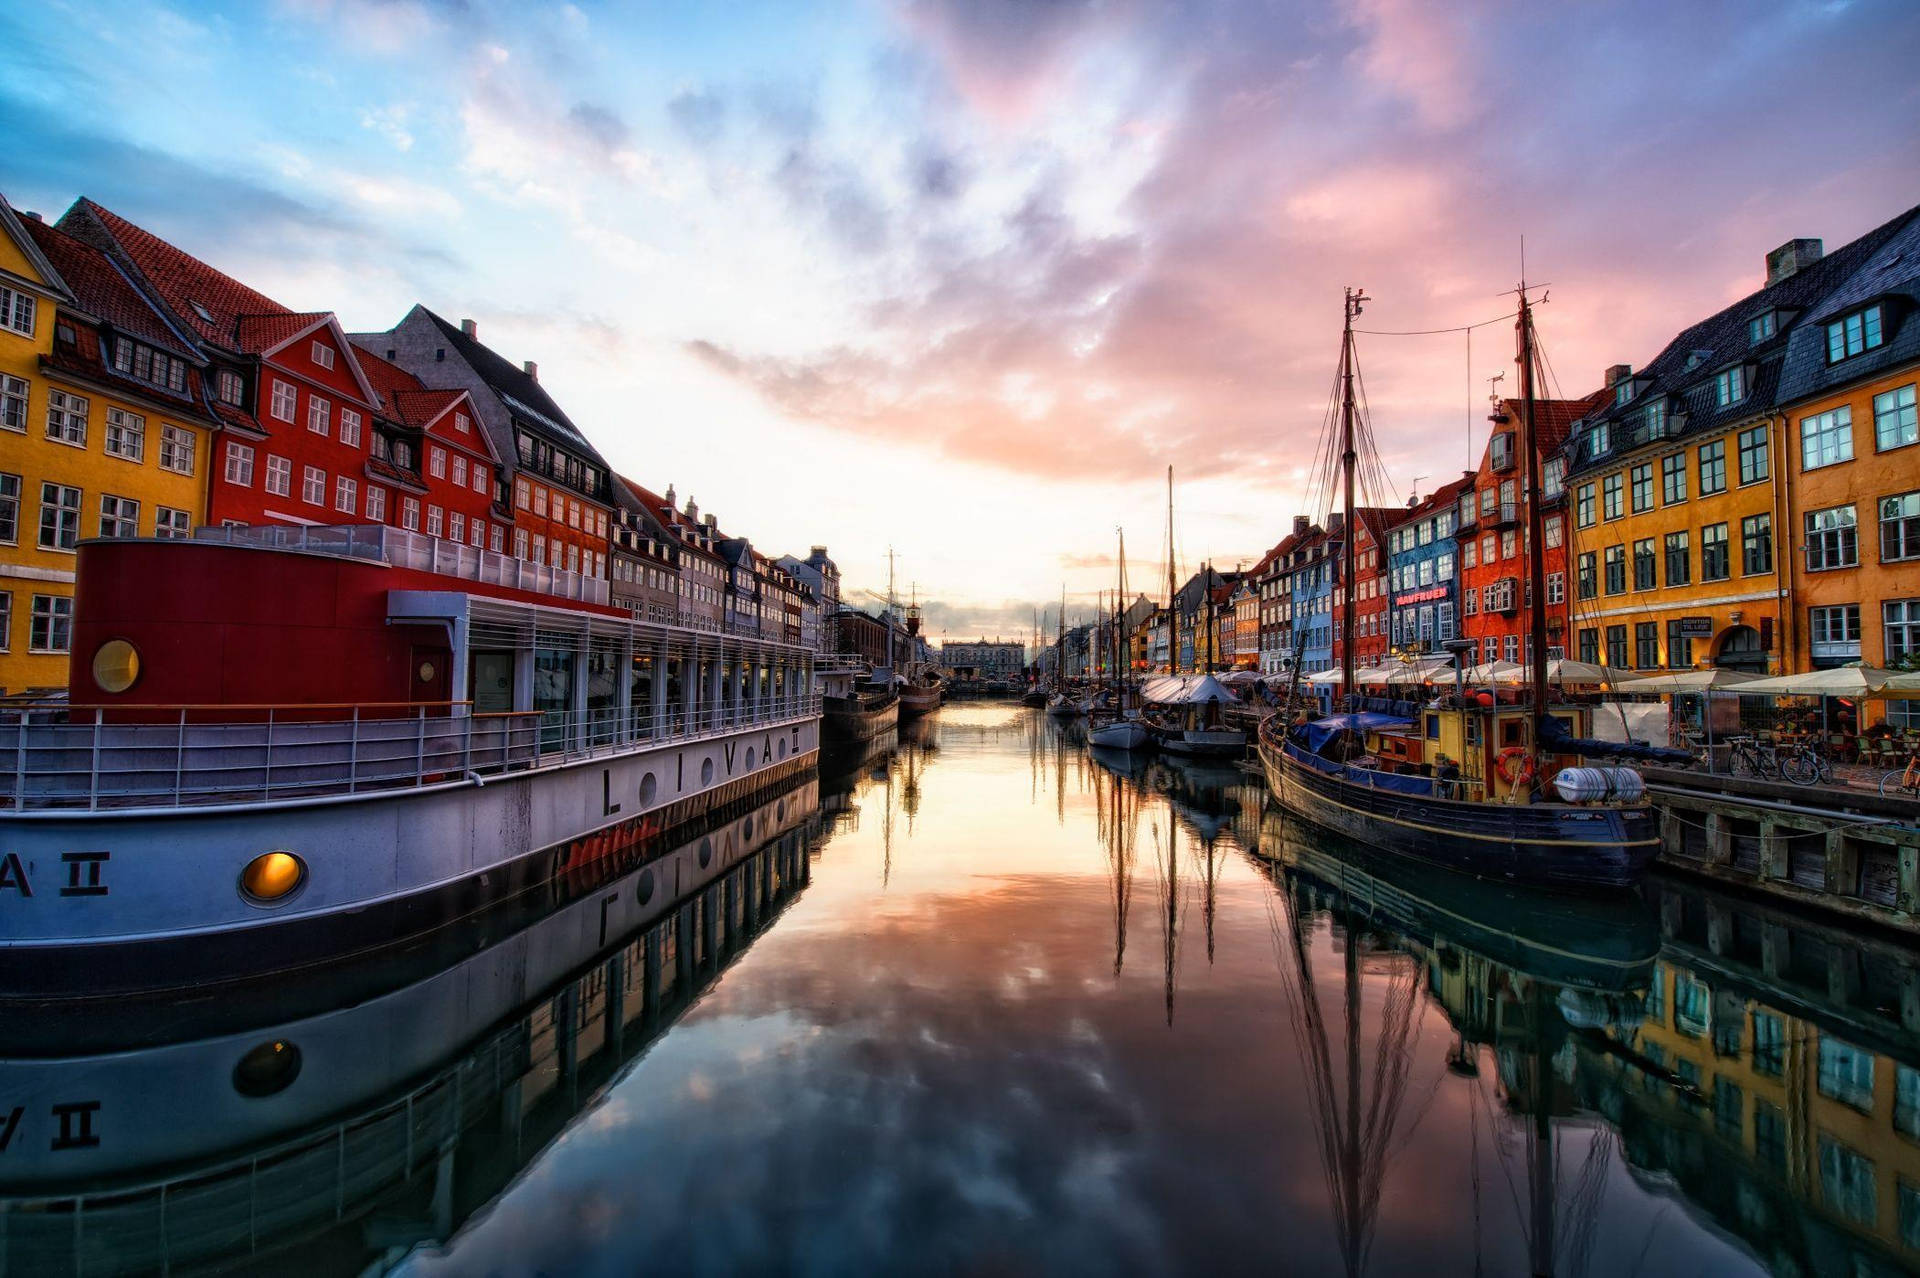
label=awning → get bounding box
[1611,669,1761,694]
[1140,674,1242,705]
[1295,711,1413,753]
[1729,665,1897,697]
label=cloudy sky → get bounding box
[3,0,1917,639]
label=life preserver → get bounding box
[1495,746,1537,787]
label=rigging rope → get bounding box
[1355,309,1519,337]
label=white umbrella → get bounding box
[1610,668,1760,693]
[1305,668,1345,685]
[1463,660,1525,683]
[1884,670,1920,698]
[1731,665,1896,696]
[1484,658,1617,686]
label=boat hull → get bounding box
[822,695,899,745]
[1153,727,1246,758]
[1087,720,1151,750]
[1257,726,1658,892]
[897,687,942,717]
[0,716,820,999]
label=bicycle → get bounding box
[1777,740,1833,787]
[1881,757,1920,799]
[1725,735,1780,780]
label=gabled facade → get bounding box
[610,478,685,627]
[1384,475,1470,660]
[356,350,505,552]
[1289,524,1336,675]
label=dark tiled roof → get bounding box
[417,307,604,461]
[233,311,330,355]
[1778,211,1920,406]
[1568,203,1920,473]
[21,216,199,359]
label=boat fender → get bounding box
[1550,766,1645,804]
[1494,747,1537,787]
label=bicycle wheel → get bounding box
[1781,753,1819,786]
[1731,749,1759,779]
[1883,771,1915,798]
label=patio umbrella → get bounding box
[1463,660,1525,683]
[1485,658,1616,686]
[1611,667,1761,771]
[1305,668,1345,685]
[1884,670,1920,698]
[1730,665,1896,696]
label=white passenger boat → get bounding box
[0,525,822,998]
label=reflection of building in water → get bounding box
[1566,878,1920,1275]
[0,780,824,1276]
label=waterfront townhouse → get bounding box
[1289,523,1337,675]
[1563,216,1913,676]
[774,546,841,656]
[1,201,221,694]
[1772,210,1920,717]
[609,478,684,626]
[1382,476,1469,662]
[356,310,614,580]
[1460,393,1596,667]
[1229,575,1258,669]
[355,350,507,553]
[1349,507,1402,667]
[1255,523,1307,675]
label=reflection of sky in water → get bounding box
[400,706,1759,1277]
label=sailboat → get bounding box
[897,586,944,718]
[1144,468,1249,757]
[1046,586,1092,718]
[1090,529,1151,750]
[1258,287,1679,892]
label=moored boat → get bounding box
[821,669,899,744]
[1141,674,1248,757]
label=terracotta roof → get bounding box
[58,199,293,350]
[390,388,467,430]
[233,311,330,355]
[354,346,425,416]
[20,216,198,359]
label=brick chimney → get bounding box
[522,360,538,382]
[1292,515,1311,536]
[1766,238,1823,286]
[460,317,477,338]
[17,210,40,223]
[1605,363,1633,388]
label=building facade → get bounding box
[940,639,1024,681]
[1384,477,1469,661]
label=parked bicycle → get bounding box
[1724,735,1779,780]
[1776,740,1833,787]
[1882,757,1920,799]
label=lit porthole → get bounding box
[232,1039,302,1097]
[417,661,438,684]
[92,639,141,694]
[240,851,306,905]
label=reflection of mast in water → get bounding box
[1152,818,1183,1027]
[1193,829,1225,967]
[1095,763,1139,977]
[881,746,895,888]
[901,731,923,838]
[1267,884,1435,1278]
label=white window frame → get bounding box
[365,485,387,522]
[28,593,72,654]
[155,506,191,538]
[104,407,145,461]
[311,339,335,371]
[0,373,29,433]
[45,389,88,446]
[0,284,36,337]
[224,441,255,487]
[270,379,297,423]
[38,482,81,551]
[97,493,139,538]
[335,475,357,513]
[307,394,330,437]
[159,423,196,475]
[429,446,446,479]
[402,497,420,532]
[264,455,293,498]
[426,504,443,538]
[339,407,362,449]
[301,465,326,506]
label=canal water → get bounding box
[6,703,1918,1276]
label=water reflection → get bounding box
[4,707,1918,1275]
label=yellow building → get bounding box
[0,196,217,696]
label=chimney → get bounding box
[704,513,717,529]
[1292,515,1311,536]
[522,360,538,382]
[685,497,698,521]
[1605,363,1632,387]
[18,210,40,223]
[460,317,477,339]
[1766,238,1823,286]
[664,483,676,507]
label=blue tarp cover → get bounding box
[1293,712,1413,754]
[1284,738,1435,796]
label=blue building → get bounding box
[1384,475,1472,656]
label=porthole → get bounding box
[417,661,438,684]
[777,738,787,760]
[636,867,655,905]
[240,851,307,905]
[742,815,755,839]
[698,837,713,869]
[92,639,141,694]
[232,1040,302,1097]
[640,773,657,806]
[701,757,715,786]
[745,747,756,770]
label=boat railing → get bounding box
[191,523,612,607]
[0,694,821,813]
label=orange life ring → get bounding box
[1495,746,1537,787]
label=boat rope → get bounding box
[1654,803,1907,839]
[1353,309,1519,336]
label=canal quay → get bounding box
[7,703,1918,1277]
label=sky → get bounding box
[3,0,1918,641]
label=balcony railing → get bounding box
[2,694,820,812]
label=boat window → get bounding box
[1426,715,1440,740]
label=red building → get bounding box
[357,351,506,551]
[1347,507,1410,666]
[1459,392,1605,667]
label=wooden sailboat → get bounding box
[897,585,944,718]
[1145,467,1249,757]
[1258,287,1667,892]
[1045,584,1091,718]
[1090,529,1151,750]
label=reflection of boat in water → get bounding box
[820,667,900,745]
[1146,754,1244,847]
[0,775,824,1274]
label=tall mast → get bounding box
[1166,466,1178,673]
[1339,288,1367,705]
[1116,527,1128,694]
[1204,560,1215,672]
[1518,289,1550,744]
[1058,583,1066,683]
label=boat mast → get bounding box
[1116,527,1128,697]
[1340,288,1366,706]
[1518,289,1550,748]
[1204,559,1215,673]
[1166,466,1178,674]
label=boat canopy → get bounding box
[1141,675,1241,705]
[1293,711,1412,754]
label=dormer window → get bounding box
[1644,400,1667,438]
[217,369,245,405]
[312,340,335,370]
[1714,365,1748,407]
[1826,305,1884,363]
[1748,311,1777,345]
[1489,431,1514,471]
[1588,422,1611,456]
[111,337,189,393]
[1615,381,1634,406]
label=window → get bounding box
[449,512,465,544]
[1437,601,1455,639]
[1500,530,1517,560]
[1825,305,1884,363]
[472,464,488,494]
[1541,457,1565,500]
[0,283,36,336]
[401,497,420,531]
[224,441,254,486]
[1666,620,1694,669]
[1463,588,1477,616]
[1576,483,1595,528]
[311,339,334,370]
[97,494,138,538]
[566,543,580,572]
[301,465,325,506]
[452,455,467,487]
[1727,429,1766,491]
[1463,540,1477,568]
[1643,399,1666,439]
[1632,538,1656,590]
[1602,473,1623,520]
[568,500,581,529]
[533,534,547,565]
[1811,605,1862,666]
[1543,515,1563,549]
[455,411,471,433]
[1588,421,1611,455]
[1480,487,1497,518]
[1698,439,1726,495]
[1630,463,1654,513]
[1665,531,1690,586]
[270,379,296,423]
[514,528,529,559]
[1578,628,1599,664]
[516,477,531,510]
[1658,452,1687,505]
[102,407,145,461]
[1741,514,1773,575]
[307,395,330,437]
[112,339,187,392]
[426,505,443,538]
[429,447,446,479]
[1804,505,1857,571]
[1800,406,1853,470]
[534,487,548,518]
[490,524,505,553]
[264,455,292,497]
[473,520,486,548]
[339,408,362,448]
[1882,492,1920,562]
[1818,1036,1876,1110]
[45,389,87,445]
[1748,312,1776,345]
[1887,599,1920,663]
[1714,365,1746,406]
[38,482,80,550]
[1875,384,1918,451]
[0,373,27,432]
[155,506,190,538]
[1546,572,1564,604]
[365,486,386,522]
[1503,634,1519,663]
[217,369,244,405]
[335,475,357,513]
[1604,545,1626,594]
[0,472,16,544]
[1606,625,1628,668]
[29,594,71,653]
[1702,523,1730,581]
[1577,551,1597,599]
[158,424,195,475]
